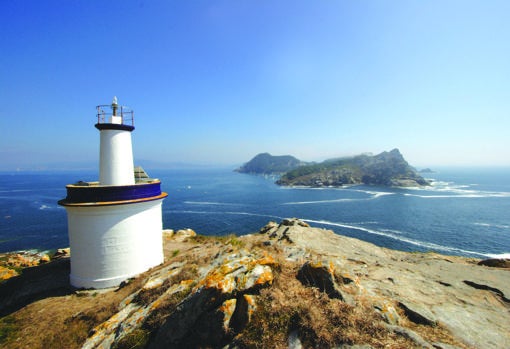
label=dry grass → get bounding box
[0,315,17,343]
[0,234,467,349]
[236,259,415,349]
[0,275,144,349]
[0,236,207,349]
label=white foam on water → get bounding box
[372,192,395,198]
[486,253,510,259]
[474,222,510,230]
[380,228,407,235]
[282,198,363,205]
[184,201,239,206]
[302,218,492,258]
[404,190,510,199]
[0,189,33,193]
[406,180,510,199]
[351,189,395,197]
[169,209,283,221]
[282,190,394,205]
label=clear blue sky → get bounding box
[1,1,509,170]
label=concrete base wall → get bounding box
[66,199,164,289]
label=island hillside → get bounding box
[277,148,429,187]
[235,152,308,174]
[1,219,509,348]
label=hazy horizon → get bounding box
[3,152,510,174]
[1,1,509,170]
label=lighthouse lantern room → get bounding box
[59,98,167,289]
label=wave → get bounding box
[302,218,492,258]
[168,209,283,221]
[474,222,510,230]
[403,191,510,199]
[486,253,510,259]
[282,198,364,205]
[282,190,394,205]
[350,189,395,197]
[406,180,510,199]
[0,189,33,193]
[282,179,510,199]
[184,201,239,206]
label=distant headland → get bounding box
[237,149,429,187]
[234,152,309,175]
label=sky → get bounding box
[1,0,509,170]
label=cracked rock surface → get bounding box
[260,218,510,348]
[1,218,508,349]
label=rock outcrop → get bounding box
[1,219,509,348]
[0,250,53,282]
[258,218,510,348]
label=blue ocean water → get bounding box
[1,168,509,259]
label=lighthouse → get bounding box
[58,98,167,289]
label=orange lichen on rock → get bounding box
[219,298,237,331]
[0,265,18,280]
[253,265,274,286]
[243,294,257,321]
[253,251,277,266]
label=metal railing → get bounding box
[96,104,134,126]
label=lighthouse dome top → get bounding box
[95,97,134,131]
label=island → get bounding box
[239,149,428,187]
[277,149,429,187]
[235,152,308,175]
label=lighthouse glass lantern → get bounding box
[58,98,167,289]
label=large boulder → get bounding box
[478,258,510,268]
[83,248,275,349]
[297,260,344,300]
[151,250,274,347]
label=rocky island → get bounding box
[235,152,308,175]
[238,149,429,188]
[276,149,429,187]
[1,219,509,348]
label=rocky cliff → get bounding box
[1,220,509,348]
[277,149,429,187]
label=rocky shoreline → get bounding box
[1,220,509,348]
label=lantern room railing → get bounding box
[96,104,134,126]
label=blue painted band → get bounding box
[95,123,135,132]
[59,181,165,205]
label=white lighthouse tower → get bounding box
[59,98,167,289]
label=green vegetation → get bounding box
[277,149,429,187]
[113,329,150,349]
[226,235,245,248]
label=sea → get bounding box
[1,167,509,259]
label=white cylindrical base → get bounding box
[99,129,135,186]
[65,199,164,289]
